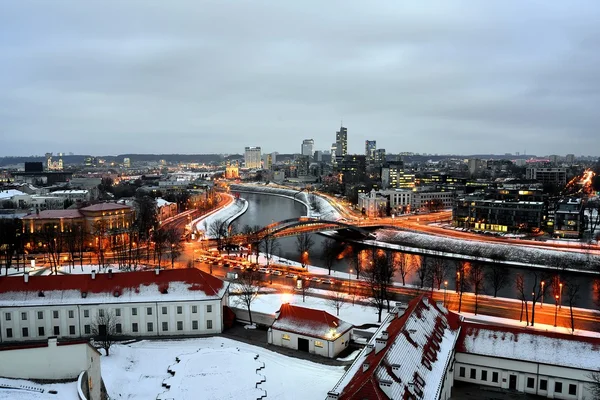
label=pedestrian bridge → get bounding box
[255,217,375,239]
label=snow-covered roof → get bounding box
[330,295,461,400]
[49,190,89,195]
[0,269,228,307]
[156,198,175,208]
[271,304,353,341]
[0,189,27,200]
[457,322,600,372]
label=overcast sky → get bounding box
[1,1,599,157]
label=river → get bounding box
[233,191,598,308]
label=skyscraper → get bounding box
[301,139,314,157]
[365,140,376,163]
[335,126,347,157]
[244,146,262,169]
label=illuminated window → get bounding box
[315,340,324,348]
[282,334,290,340]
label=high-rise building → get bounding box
[565,154,575,164]
[335,126,348,157]
[330,143,338,164]
[263,153,273,170]
[301,139,314,157]
[365,140,376,163]
[271,152,278,165]
[374,148,386,165]
[313,151,323,162]
[244,147,262,169]
[123,157,131,168]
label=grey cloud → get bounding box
[1,0,600,156]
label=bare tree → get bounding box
[296,233,314,270]
[152,229,168,268]
[516,273,529,325]
[431,257,448,290]
[587,199,600,236]
[208,218,229,251]
[241,224,262,263]
[260,234,279,267]
[529,270,551,327]
[415,255,430,289]
[587,369,600,400]
[321,238,338,275]
[486,264,511,297]
[361,249,395,323]
[38,222,62,274]
[233,269,265,326]
[468,262,485,315]
[327,282,347,316]
[394,252,414,286]
[0,219,22,275]
[299,278,313,303]
[564,275,580,333]
[165,228,183,268]
[91,309,120,356]
[456,261,469,313]
[91,220,108,269]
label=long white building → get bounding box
[0,268,230,343]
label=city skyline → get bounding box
[2,2,600,157]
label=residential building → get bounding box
[0,338,102,400]
[565,154,575,164]
[0,189,31,208]
[335,126,348,158]
[0,268,230,344]
[156,198,177,222]
[314,151,323,162]
[330,143,338,164]
[358,189,388,218]
[295,156,310,177]
[327,295,600,400]
[455,322,599,399]
[337,155,366,186]
[468,158,486,175]
[526,167,567,186]
[302,139,315,157]
[327,296,461,400]
[553,197,584,239]
[382,189,412,215]
[48,189,91,203]
[365,140,376,163]
[244,147,262,169]
[262,153,273,170]
[267,304,352,358]
[411,190,456,211]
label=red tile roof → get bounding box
[336,295,461,400]
[81,203,131,212]
[0,268,224,298]
[22,209,83,220]
[272,304,353,340]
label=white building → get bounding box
[382,189,413,215]
[302,139,314,157]
[244,147,262,169]
[455,323,598,400]
[268,304,352,358]
[0,268,230,344]
[0,189,31,208]
[327,295,600,400]
[156,197,178,222]
[0,337,102,400]
[327,296,461,400]
[358,189,388,218]
[48,189,91,202]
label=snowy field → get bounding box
[0,378,78,400]
[102,338,344,400]
[247,292,382,326]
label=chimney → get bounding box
[364,343,375,355]
[24,272,29,283]
[91,270,96,280]
[326,393,340,400]
[155,267,160,275]
[362,362,369,372]
[378,379,393,399]
[48,337,57,347]
[381,330,389,340]
[108,269,113,279]
[375,337,387,354]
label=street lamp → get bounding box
[559,283,563,309]
[540,281,545,308]
[554,295,559,327]
[456,272,460,293]
[443,281,448,307]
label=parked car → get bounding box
[258,268,270,274]
[322,279,335,285]
[286,273,298,279]
[271,270,282,276]
[310,277,321,283]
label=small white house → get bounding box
[268,304,352,358]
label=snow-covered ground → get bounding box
[247,292,382,326]
[193,197,248,238]
[0,378,78,400]
[102,338,345,400]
